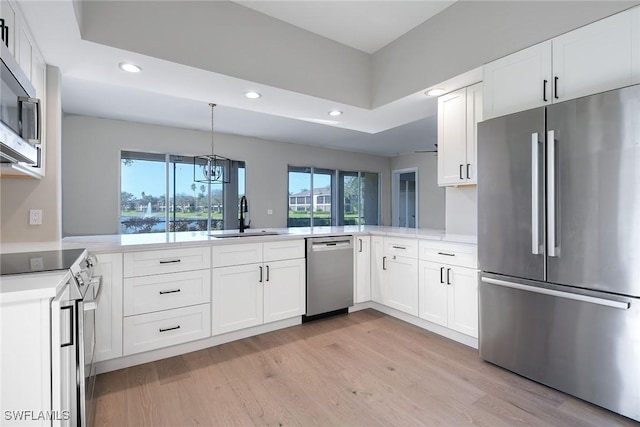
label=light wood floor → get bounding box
[94,309,638,426]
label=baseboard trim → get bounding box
[368,302,478,349]
[97,303,477,374]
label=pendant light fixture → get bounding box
[194,103,231,184]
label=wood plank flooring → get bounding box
[94,310,638,426]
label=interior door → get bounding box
[546,85,640,297]
[477,107,545,281]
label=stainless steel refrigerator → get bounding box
[477,84,640,422]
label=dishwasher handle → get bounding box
[308,237,353,251]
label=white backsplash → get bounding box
[445,186,477,236]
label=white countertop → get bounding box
[1,226,476,254]
[0,270,70,303]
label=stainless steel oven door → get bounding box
[79,275,102,427]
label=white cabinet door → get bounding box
[16,20,32,80]
[418,261,448,327]
[354,236,371,303]
[94,253,124,363]
[383,256,419,316]
[212,263,263,335]
[447,266,478,338]
[1,1,17,56]
[483,41,552,120]
[552,10,640,103]
[465,82,482,184]
[437,88,468,186]
[370,236,384,303]
[263,258,305,323]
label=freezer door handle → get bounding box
[531,132,541,255]
[547,130,557,257]
[481,277,630,310]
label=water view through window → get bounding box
[121,151,245,234]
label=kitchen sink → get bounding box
[210,231,282,238]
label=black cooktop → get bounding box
[0,249,85,276]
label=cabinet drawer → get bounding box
[123,304,211,355]
[211,243,262,267]
[263,239,304,262]
[124,270,211,316]
[384,237,418,259]
[418,240,477,269]
[124,246,210,277]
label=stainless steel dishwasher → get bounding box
[305,236,354,319]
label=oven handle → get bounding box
[83,276,103,312]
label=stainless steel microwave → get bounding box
[0,41,41,166]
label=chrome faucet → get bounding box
[239,195,248,233]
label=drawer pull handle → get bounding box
[159,325,181,333]
[437,252,455,257]
[159,259,181,264]
[159,289,181,295]
[392,246,406,250]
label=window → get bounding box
[121,151,245,234]
[288,166,379,227]
[338,171,380,225]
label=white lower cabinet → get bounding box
[419,261,478,338]
[94,252,123,362]
[354,236,371,303]
[383,255,419,316]
[370,236,419,316]
[212,263,264,334]
[123,303,211,355]
[446,266,478,337]
[418,261,448,326]
[212,240,306,335]
[370,236,384,303]
[122,246,212,356]
[263,258,306,323]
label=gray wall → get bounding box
[390,153,445,230]
[445,186,477,236]
[80,1,371,108]
[1,66,63,243]
[62,115,391,236]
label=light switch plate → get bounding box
[29,209,43,225]
[267,209,273,215]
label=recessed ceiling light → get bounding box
[119,62,141,73]
[244,91,261,99]
[426,88,446,97]
[328,110,343,117]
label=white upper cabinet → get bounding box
[552,9,640,102]
[483,6,640,120]
[483,41,552,120]
[437,83,482,186]
[1,1,17,56]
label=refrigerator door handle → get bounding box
[547,130,557,257]
[531,132,541,255]
[481,277,630,310]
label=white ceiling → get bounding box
[233,1,456,54]
[18,0,467,156]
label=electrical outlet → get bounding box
[29,209,43,225]
[267,209,273,215]
[30,257,44,271]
